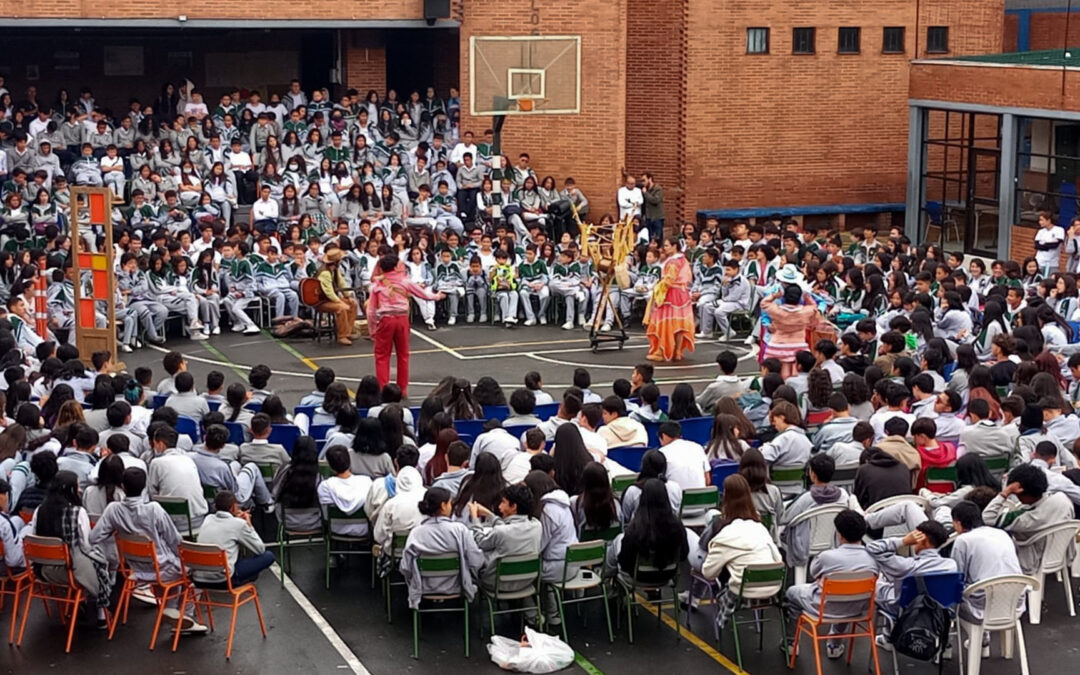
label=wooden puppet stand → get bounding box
[576,206,633,353]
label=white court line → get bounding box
[272,563,371,675]
[410,328,465,359]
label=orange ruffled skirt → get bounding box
[645,287,696,361]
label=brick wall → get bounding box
[910,62,1080,112]
[1004,14,1019,53]
[0,0,425,19]
[458,0,628,219]
[345,33,387,96]
[625,0,688,224]
[1028,12,1080,51]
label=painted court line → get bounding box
[273,564,371,675]
[410,328,466,359]
[634,593,748,675]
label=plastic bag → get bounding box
[488,627,575,673]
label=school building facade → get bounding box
[0,0,1039,240]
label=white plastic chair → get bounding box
[1013,520,1080,625]
[784,503,848,586]
[959,575,1039,675]
[865,495,931,538]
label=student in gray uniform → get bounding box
[713,259,752,339]
[866,520,957,623]
[164,372,210,423]
[692,249,723,336]
[468,483,543,597]
[949,501,1023,625]
[983,463,1076,575]
[518,244,550,327]
[463,255,488,323]
[785,509,878,660]
[780,454,862,568]
[400,487,485,611]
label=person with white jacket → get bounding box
[372,464,425,550]
[318,446,374,537]
[525,471,579,626]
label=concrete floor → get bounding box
[6,324,1076,674]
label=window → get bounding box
[882,27,905,54]
[838,27,861,54]
[746,27,769,54]
[792,27,815,54]
[927,26,949,53]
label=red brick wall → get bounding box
[910,62,1080,112]
[1029,12,1080,51]
[0,0,425,19]
[626,0,688,224]
[459,0,628,219]
[345,33,387,96]
[680,0,1003,218]
[1004,14,1019,53]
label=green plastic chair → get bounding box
[318,461,334,478]
[384,531,411,623]
[985,454,1010,476]
[255,462,278,481]
[324,505,371,589]
[480,554,543,637]
[616,555,680,644]
[725,562,787,670]
[277,504,324,584]
[770,466,806,497]
[611,473,638,498]
[152,496,196,540]
[412,553,470,659]
[925,464,959,491]
[547,540,613,644]
[679,486,719,528]
[201,484,218,501]
[581,523,622,544]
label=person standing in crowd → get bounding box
[641,172,664,242]
[645,237,695,362]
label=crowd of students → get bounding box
[1,312,1079,659]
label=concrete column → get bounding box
[998,113,1017,261]
[904,105,926,242]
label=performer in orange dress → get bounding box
[644,237,696,361]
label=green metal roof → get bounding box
[948,48,1080,67]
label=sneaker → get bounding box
[243,325,261,335]
[561,321,574,330]
[875,635,893,652]
[448,316,457,326]
[131,584,158,606]
[677,590,701,610]
[524,319,537,327]
[826,643,846,659]
[146,335,166,345]
[466,314,475,323]
[695,331,708,339]
[119,343,133,353]
[211,326,221,335]
[579,316,589,327]
[231,324,247,333]
[189,320,204,332]
[601,323,611,332]
[539,316,547,325]
[426,321,437,331]
[189,331,208,341]
[963,639,990,659]
[135,339,144,348]
[507,317,517,324]
[479,314,488,323]
[178,616,209,634]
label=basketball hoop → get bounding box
[517,98,537,112]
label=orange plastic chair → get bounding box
[174,542,266,659]
[0,539,31,644]
[110,532,191,649]
[788,571,881,675]
[17,535,96,653]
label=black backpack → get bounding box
[889,577,951,663]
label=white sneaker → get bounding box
[579,316,589,327]
[539,316,547,325]
[243,325,261,335]
[134,339,143,348]
[561,321,574,330]
[695,332,708,339]
[189,331,208,340]
[231,324,247,333]
[875,635,893,652]
[466,315,475,323]
[425,321,436,331]
[448,316,456,326]
[178,616,209,634]
[524,319,536,327]
[507,317,517,324]
[131,584,158,606]
[676,590,701,610]
[826,643,845,659]
[189,320,204,332]
[120,344,133,353]
[479,314,488,323]
[211,326,221,335]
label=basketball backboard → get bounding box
[469,36,581,116]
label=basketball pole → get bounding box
[492,114,507,157]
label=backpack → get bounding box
[889,577,951,662]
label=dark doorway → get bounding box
[300,32,336,96]
[386,29,436,97]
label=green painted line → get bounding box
[574,651,606,675]
[202,340,250,380]
[267,332,320,370]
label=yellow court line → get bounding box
[310,336,646,361]
[634,593,749,675]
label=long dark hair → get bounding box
[424,428,459,484]
[624,478,685,569]
[553,424,591,496]
[738,448,771,492]
[956,454,1000,490]
[278,437,319,508]
[667,383,701,420]
[352,418,387,456]
[34,470,82,539]
[453,452,504,515]
[577,462,617,530]
[40,383,74,427]
[378,404,413,450]
[718,474,760,527]
[225,382,248,422]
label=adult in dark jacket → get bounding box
[853,446,911,511]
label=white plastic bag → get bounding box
[487,627,575,673]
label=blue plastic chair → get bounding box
[152,394,169,409]
[942,362,957,382]
[294,405,318,420]
[504,424,536,439]
[308,424,334,442]
[453,418,487,439]
[886,572,965,675]
[643,422,662,448]
[224,422,246,446]
[534,403,561,419]
[244,401,263,413]
[481,405,511,421]
[268,425,302,453]
[1069,322,1080,343]
[711,460,740,489]
[607,446,649,472]
[657,395,670,412]
[925,200,944,224]
[679,417,713,445]
[207,400,221,412]
[175,416,200,443]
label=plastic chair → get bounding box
[547,540,613,644]
[607,446,648,471]
[581,523,622,545]
[152,394,169,409]
[679,416,713,445]
[0,539,31,644]
[175,416,200,443]
[479,554,543,636]
[277,504,324,583]
[616,555,680,644]
[1013,520,1080,624]
[17,535,96,653]
[324,505,371,590]
[959,574,1039,675]
[866,495,932,537]
[725,562,787,670]
[293,405,318,420]
[925,464,959,493]
[789,571,881,675]
[711,460,741,489]
[317,461,334,478]
[267,424,301,453]
[534,402,561,419]
[308,424,334,443]
[832,465,859,493]
[110,532,190,649]
[153,496,198,539]
[885,572,965,675]
[453,418,486,439]
[383,531,411,623]
[610,473,638,498]
[174,542,267,660]
[770,465,806,496]
[412,553,470,659]
[481,405,510,421]
[786,503,848,585]
[224,422,246,446]
[679,486,719,529]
